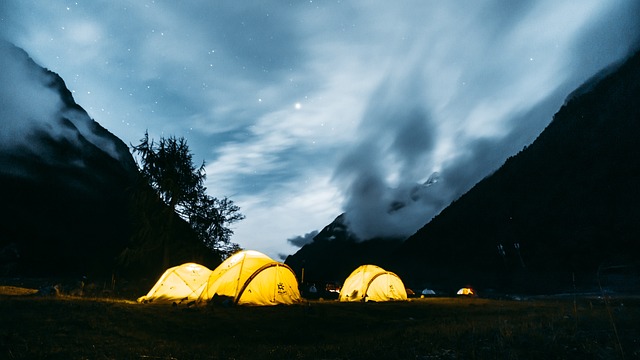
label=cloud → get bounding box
[287,230,319,248]
[0,41,63,150]
[0,40,128,164]
[2,0,639,259]
[226,174,340,258]
[332,0,640,241]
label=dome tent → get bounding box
[338,264,407,302]
[457,287,475,296]
[137,263,212,304]
[198,250,301,306]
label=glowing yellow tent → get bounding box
[137,263,212,304]
[197,250,301,306]
[457,287,475,296]
[338,264,407,302]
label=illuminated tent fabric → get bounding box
[198,250,301,306]
[338,264,407,302]
[421,288,436,295]
[137,263,212,304]
[457,287,475,295]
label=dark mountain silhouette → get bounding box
[285,214,403,285]
[393,49,640,294]
[0,42,217,279]
[287,49,640,294]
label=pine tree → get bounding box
[130,131,244,266]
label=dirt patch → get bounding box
[0,286,38,296]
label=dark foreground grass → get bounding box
[1,294,639,359]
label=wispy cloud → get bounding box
[1,1,638,258]
[331,0,639,240]
[0,41,62,150]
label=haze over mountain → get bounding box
[287,48,640,294]
[0,40,136,276]
[0,42,215,278]
[395,49,640,293]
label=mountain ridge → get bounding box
[394,48,640,293]
[286,48,640,294]
[0,42,218,279]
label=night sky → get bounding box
[1,1,639,259]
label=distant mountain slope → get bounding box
[285,214,403,284]
[0,41,139,277]
[286,49,640,294]
[0,42,217,278]
[393,49,640,293]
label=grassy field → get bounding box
[1,289,638,359]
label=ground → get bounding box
[1,285,639,359]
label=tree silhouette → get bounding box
[131,131,244,266]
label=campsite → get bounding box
[2,3,640,359]
[3,252,640,359]
[1,285,639,359]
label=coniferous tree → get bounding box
[130,131,244,266]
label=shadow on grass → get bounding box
[1,294,639,359]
